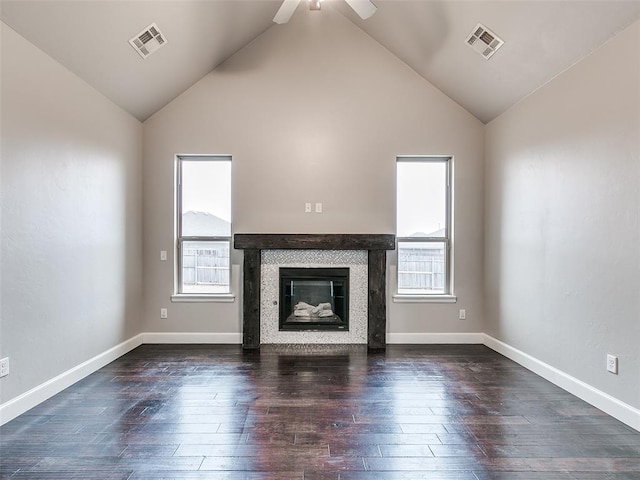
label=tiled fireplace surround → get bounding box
[233,234,396,352]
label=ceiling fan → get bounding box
[273,0,377,24]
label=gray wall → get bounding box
[142,7,485,335]
[0,23,143,403]
[485,20,640,409]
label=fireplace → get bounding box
[233,234,396,351]
[279,267,349,331]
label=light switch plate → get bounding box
[0,357,9,377]
[607,354,618,374]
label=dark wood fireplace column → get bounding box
[233,234,396,352]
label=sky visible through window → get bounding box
[181,160,231,223]
[397,161,446,237]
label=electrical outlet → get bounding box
[607,354,618,374]
[160,250,167,261]
[315,203,323,213]
[160,308,168,319]
[458,309,466,320]
[0,357,9,377]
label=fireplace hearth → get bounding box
[279,267,349,331]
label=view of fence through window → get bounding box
[398,241,446,293]
[397,157,451,295]
[181,241,230,293]
[178,156,231,294]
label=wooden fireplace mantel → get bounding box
[233,234,396,352]
[234,233,396,251]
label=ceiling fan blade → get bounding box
[273,0,302,24]
[344,0,377,20]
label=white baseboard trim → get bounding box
[0,334,143,426]
[483,334,640,432]
[142,332,242,344]
[388,332,484,344]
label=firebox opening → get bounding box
[279,267,349,331]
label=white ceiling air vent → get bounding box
[129,23,167,59]
[466,23,504,60]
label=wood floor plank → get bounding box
[1,344,639,479]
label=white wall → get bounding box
[0,23,143,404]
[485,20,640,409]
[143,8,485,335]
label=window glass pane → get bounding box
[181,240,230,294]
[397,241,446,294]
[397,161,446,238]
[181,159,231,237]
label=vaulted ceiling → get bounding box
[2,0,640,123]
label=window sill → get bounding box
[392,294,457,304]
[171,293,236,303]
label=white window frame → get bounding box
[172,155,234,303]
[394,155,456,303]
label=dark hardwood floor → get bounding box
[1,344,639,479]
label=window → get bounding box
[396,156,452,296]
[176,155,231,294]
